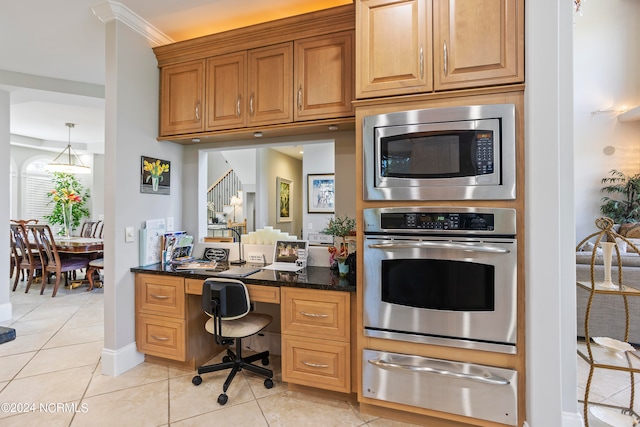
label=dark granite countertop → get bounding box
[130,262,356,292]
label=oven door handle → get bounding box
[368,241,510,253]
[367,359,510,385]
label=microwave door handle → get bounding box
[368,241,510,254]
[368,359,510,386]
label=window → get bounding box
[23,158,55,224]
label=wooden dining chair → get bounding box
[10,223,43,292]
[28,224,90,297]
[80,220,102,238]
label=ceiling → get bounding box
[0,0,351,156]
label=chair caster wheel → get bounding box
[261,357,269,366]
[222,355,231,363]
[217,393,228,405]
[264,378,274,389]
[192,375,202,386]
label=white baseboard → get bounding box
[0,302,11,322]
[101,342,145,376]
[563,410,585,427]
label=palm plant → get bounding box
[600,169,640,223]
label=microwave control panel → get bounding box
[380,212,494,231]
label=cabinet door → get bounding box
[248,43,293,127]
[159,60,205,136]
[356,0,432,99]
[433,0,524,90]
[206,52,247,131]
[294,31,354,121]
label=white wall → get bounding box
[574,0,640,242]
[101,19,183,376]
[302,142,334,240]
[0,90,10,321]
[527,0,582,426]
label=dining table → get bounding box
[55,237,104,289]
[55,237,104,254]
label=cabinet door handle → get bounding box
[302,361,329,368]
[297,86,303,111]
[250,95,254,115]
[419,44,424,80]
[300,311,328,318]
[195,101,200,121]
[150,294,169,300]
[150,335,170,341]
[236,96,241,117]
[443,41,448,77]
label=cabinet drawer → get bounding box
[281,288,350,341]
[184,280,280,304]
[136,313,186,361]
[247,284,280,304]
[282,335,350,393]
[136,274,185,318]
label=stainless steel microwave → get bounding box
[363,104,516,201]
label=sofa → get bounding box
[576,229,640,345]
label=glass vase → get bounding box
[61,204,73,239]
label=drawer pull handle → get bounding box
[300,311,328,318]
[368,359,510,386]
[150,294,170,300]
[150,335,170,341]
[303,361,329,368]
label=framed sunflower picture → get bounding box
[141,156,171,195]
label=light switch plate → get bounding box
[166,217,174,231]
[125,226,134,243]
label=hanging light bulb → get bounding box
[45,123,91,174]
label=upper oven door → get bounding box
[363,235,517,346]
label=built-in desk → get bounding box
[131,263,356,394]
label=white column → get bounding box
[0,90,12,321]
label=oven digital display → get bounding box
[380,212,494,231]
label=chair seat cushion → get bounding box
[60,258,90,270]
[205,313,272,338]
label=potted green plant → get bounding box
[321,214,356,276]
[45,172,91,237]
[600,169,640,224]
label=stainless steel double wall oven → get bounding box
[361,207,519,425]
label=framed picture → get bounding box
[141,156,171,195]
[276,176,292,223]
[307,173,335,213]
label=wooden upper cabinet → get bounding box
[206,52,247,131]
[433,0,524,90]
[294,31,354,121]
[159,60,205,136]
[248,43,294,127]
[356,0,433,99]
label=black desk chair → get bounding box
[192,278,274,405]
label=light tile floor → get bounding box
[577,341,640,426]
[0,279,418,427]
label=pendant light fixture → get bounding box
[45,123,91,174]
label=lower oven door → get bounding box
[362,349,518,426]
[363,235,517,349]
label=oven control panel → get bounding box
[364,207,516,235]
[380,212,494,231]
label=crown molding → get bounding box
[91,1,174,47]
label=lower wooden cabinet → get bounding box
[282,334,350,392]
[135,274,216,369]
[136,313,186,361]
[281,287,351,393]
